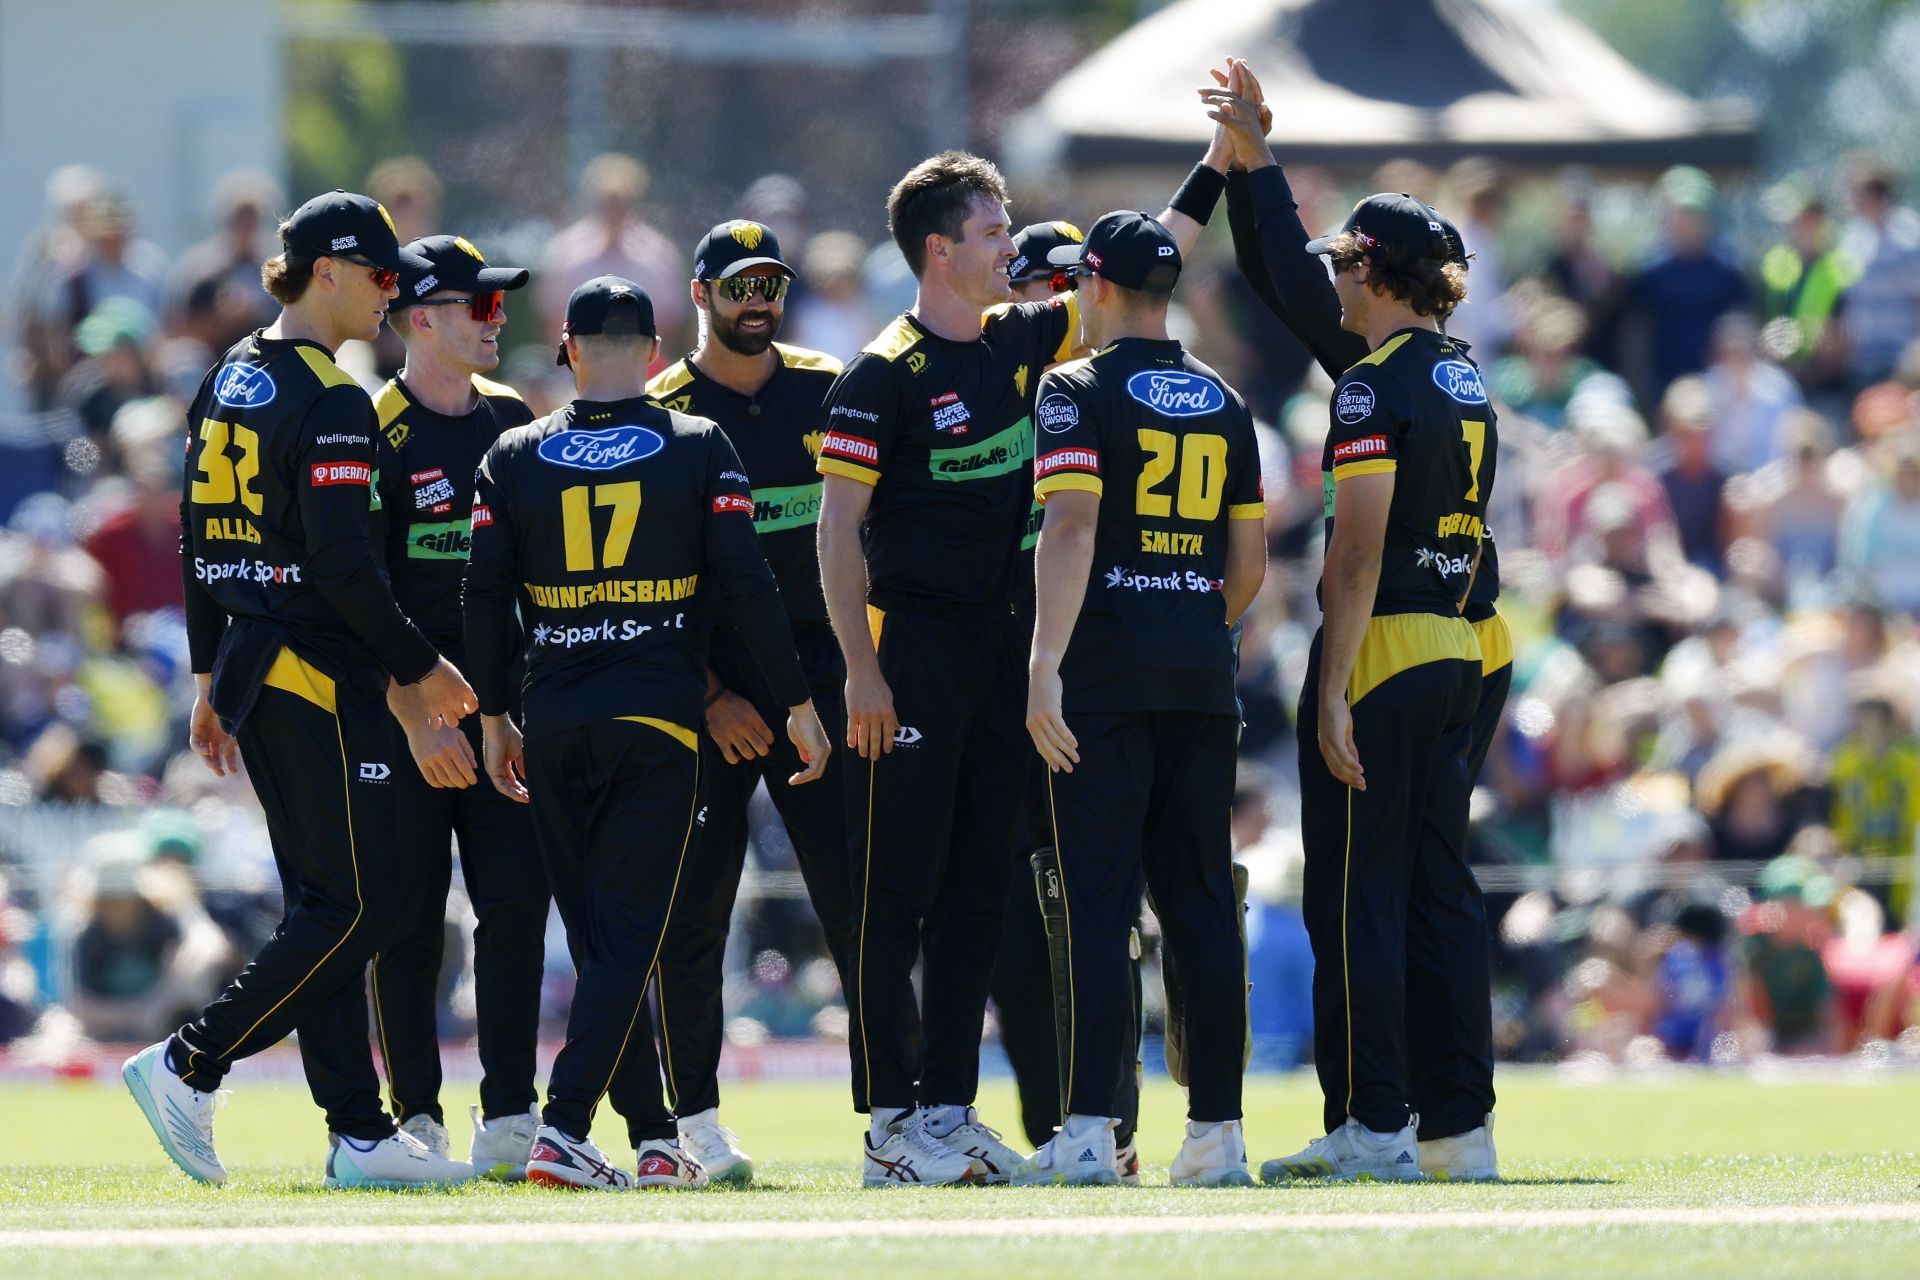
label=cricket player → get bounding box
[464,276,830,1190]
[126,190,478,1189]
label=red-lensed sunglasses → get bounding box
[411,291,506,323]
[336,254,401,292]
[1011,269,1081,294]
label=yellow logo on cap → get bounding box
[729,222,765,250]
[453,236,485,262]
[376,203,397,235]
[1056,222,1084,243]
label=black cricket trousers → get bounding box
[1297,614,1494,1143]
[170,648,404,1141]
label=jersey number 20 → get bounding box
[1136,429,1228,521]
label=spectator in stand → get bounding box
[1840,432,1920,615]
[1650,901,1731,1062]
[782,231,872,361]
[1441,156,1512,358]
[1624,166,1749,403]
[80,427,183,628]
[1827,690,1918,918]
[32,191,167,379]
[1704,312,1803,478]
[1696,738,1810,863]
[162,170,280,350]
[1839,154,1920,389]
[1543,170,1625,367]
[1534,400,1678,567]
[1738,853,1838,1053]
[68,845,231,1043]
[1757,177,1857,394]
[54,297,163,441]
[537,152,687,356]
[1655,376,1729,574]
[365,155,443,244]
[1725,410,1849,585]
[1487,290,1614,431]
[9,164,108,409]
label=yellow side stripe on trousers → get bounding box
[1045,770,1078,1113]
[215,672,364,1061]
[854,759,876,1106]
[1347,613,1482,709]
[1342,786,1355,1118]
[589,746,701,1119]
[1472,609,1513,677]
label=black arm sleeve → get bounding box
[297,387,439,683]
[180,498,228,673]
[461,451,518,717]
[1227,165,1370,379]
[704,431,809,709]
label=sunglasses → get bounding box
[411,291,506,324]
[334,254,400,292]
[710,275,790,304]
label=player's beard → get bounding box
[712,304,781,357]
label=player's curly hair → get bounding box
[261,217,314,305]
[887,151,1009,278]
[1325,232,1468,320]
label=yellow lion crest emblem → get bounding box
[729,222,765,250]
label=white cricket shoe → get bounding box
[1010,1114,1118,1187]
[399,1112,451,1158]
[924,1105,1025,1184]
[1419,1113,1499,1181]
[526,1124,632,1190]
[635,1136,710,1188]
[122,1040,227,1185]
[1116,1135,1141,1186]
[469,1104,540,1181]
[1260,1116,1421,1183]
[677,1108,752,1184]
[1170,1118,1254,1187]
[324,1129,476,1189]
[863,1113,977,1187]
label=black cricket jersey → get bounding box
[645,344,840,629]
[1032,339,1264,716]
[816,297,1078,617]
[463,397,809,742]
[1227,165,1501,619]
[180,331,438,690]
[1322,327,1498,618]
[370,373,535,662]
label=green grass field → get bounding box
[4,1068,1918,1278]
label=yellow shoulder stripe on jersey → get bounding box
[1347,330,1414,371]
[1348,613,1481,709]
[1332,458,1396,482]
[862,315,922,362]
[617,715,698,752]
[776,343,844,375]
[645,359,695,399]
[1053,293,1082,364]
[1045,343,1117,380]
[373,380,410,431]
[471,374,524,402]
[1473,608,1513,677]
[819,457,879,485]
[1228,501,1265,520]
[263,647,337,714]
[296,345,358,390]
[1035,474,1103,501]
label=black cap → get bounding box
[1009,221,1084,282]
[395,234,531,304]
[1304,193,1451,267]
[281,189,429,273]
[1047,210,1181,291]
[556,275,655,366]
[1424,203,1470,267]
[692,220,793,281]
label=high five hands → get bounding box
[1199,57,1276,172]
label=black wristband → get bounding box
[704,685,727,708]
[1169,163,1228,227]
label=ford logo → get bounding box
[538,424,666,471]
[1124,370,1225,418]
[212,362,275,409]
[1432,360,1488,405]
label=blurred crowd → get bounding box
[2,146,1919,1073]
